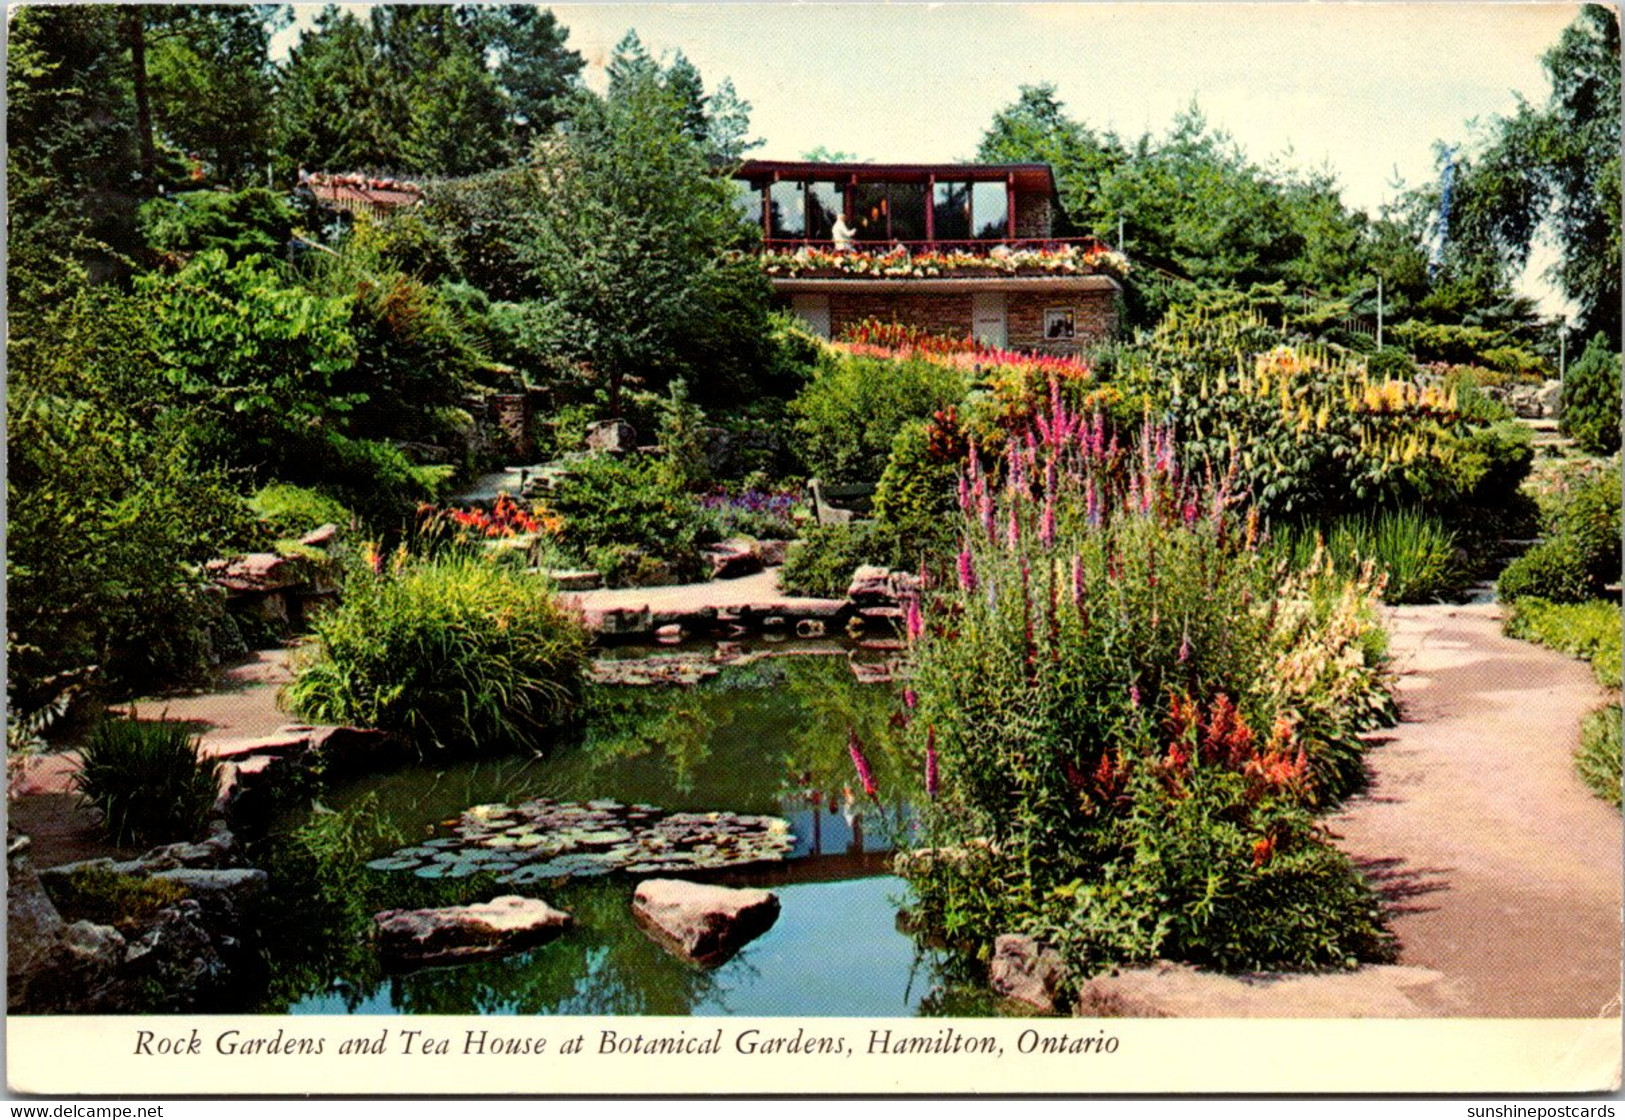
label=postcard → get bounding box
[7,0,1620,1098]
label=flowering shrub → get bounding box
[1113,306,1520,520]
[697,487,802,540]
[896,386,1395,979]
[758,243,1129,281]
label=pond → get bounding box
[269,652,1005,1017]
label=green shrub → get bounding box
[779,523,889,598]
[1560,335,1622,455]
[284,554,589,752]
[74,716,220,847]
[1270,509,1465,605]
[1503,598,1622,690]
[1498,537,1596,604]
[550,455,716,585]
[872,420,960,565]
[137,188,296,262]
[249,484,354,540]
[1500,463,1621,603]
[790,349,967,484]
[901,406,1395,981]
[1577,705,1622,808]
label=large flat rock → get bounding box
[631,878,780,967]
[373,895,572,968]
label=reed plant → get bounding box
[75,715,220,846]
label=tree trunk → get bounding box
[128,12,156,193]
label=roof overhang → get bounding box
[734,160,1058,197]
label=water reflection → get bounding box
[277,654,994,1017]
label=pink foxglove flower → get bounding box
[848,731,877,798]
[905,596,924,643]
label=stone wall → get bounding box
[829,291,974,338]
[819,287,1116,353]
[1006,291,1118,352]
[463,391,535,463]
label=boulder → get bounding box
[207,552,306,593]
[299,523,341,549]
[373,895,572,968]
[542,569,603,591]
[631,878,780,967]
[989,933,1070,1013]
[754,539,791,567]
[585,419,637,455]
[1537,378,1563,419]
[703,539,763,580]
[847,565,894,603]
[7,843,125,1012]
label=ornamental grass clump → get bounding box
[75,715,220,847]
[898,383,1395,980]
[284,552,589,753]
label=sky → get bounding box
[279,2,1589,315]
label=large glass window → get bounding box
[852,183,889,243]
[733,182,765,231]
[769,179,806,240]
[933,181,971,241]
[889,182,927,244]
[972,181,1009,240]
[807,181,843,241]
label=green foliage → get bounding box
[507,70,773,411]
[1269,510,1466,605]
[902,411,1396,979]
[74,716,221,847]
[249,484,354,540]
[1498,537,1598,604]
[46,865,192,934]
[550,455,717,585]
[872,421,960,564]
[790,350,967,484]
[285,553,589,752]
[1577,705,1622,808]
[1503,599,1622,690]
[1444,6,1620,345]
[273,5,583,178]
[138,188,294,261]
[779,523,889,599]
[1502,462,1623,603]
[1560,335,1623,455]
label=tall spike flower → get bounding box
[905,595,924,643]
[957,548,978,593]
[847,730,878,798]
[1070,553,1086,606]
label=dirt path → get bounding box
[1326,602,1621,1017]
[1083,601,1621,1017]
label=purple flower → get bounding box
[1178,629,1192,664]
[957,548,978,593]
[904,688,918,710]
[1129,682,1142,709]
[848,731,878,798]
[905,596,924,643]
[1006,505,1021,551]
[1070,554,1085,606]
[1040,498,1056,549]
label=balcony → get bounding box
[752,238,1128,291]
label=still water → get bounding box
[278,654,999,1017]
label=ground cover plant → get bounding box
[1502,597,1622,808]
[894,389,1396,986]
[284,551,589,753]
[1498,460,1622,604]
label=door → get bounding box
[790,294,831,339]
[972,292,1006,349]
